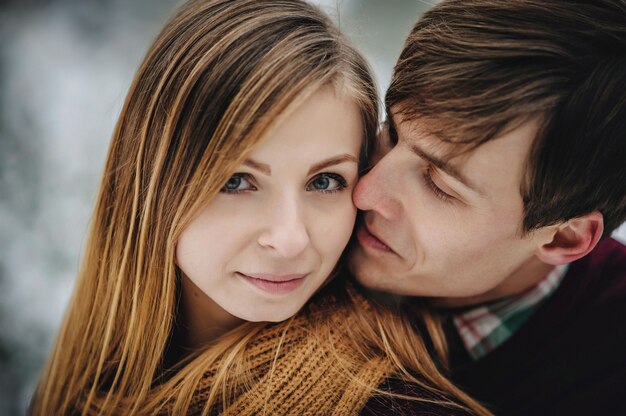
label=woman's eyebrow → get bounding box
[244,154,358,176]
[243,159,271,175]
[307,154,358,175]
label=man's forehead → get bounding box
[388,108,541,199]
[390,106,541,157]
[389,108,472,158]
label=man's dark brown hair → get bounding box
[387,0,626,236]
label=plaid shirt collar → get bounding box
[452,264,569,361]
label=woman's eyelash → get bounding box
[422,166,453,201]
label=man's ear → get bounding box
[537,211,604,265]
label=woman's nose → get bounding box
[257,196,310,258]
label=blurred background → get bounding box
[0,0,434,413]
[1,0,625,414]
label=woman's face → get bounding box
[176,86,363,328]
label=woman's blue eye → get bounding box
[224,176,241,190]
[312,176,331,189]
[220,173,255,193]
[307,173,347,193]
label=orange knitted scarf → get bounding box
[169,287,394,415]
[82,286,394,415]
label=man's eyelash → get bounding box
[423,166,452,201]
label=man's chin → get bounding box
[347,241,413,295]
[348,254,396,294]
[352,268,379,289]
[347,247,378,288]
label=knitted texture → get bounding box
[172,287,393,415]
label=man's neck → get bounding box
[433,257,556,308]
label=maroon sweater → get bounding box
[449,238,626,415]
[363,238,626,415]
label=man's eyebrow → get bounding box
[307,154,358,175]
[389,113,484,195]
[409,142,484,195]
[243,159,271,175]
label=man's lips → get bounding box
[356,223,394,253]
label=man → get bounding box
[354,1,626,415]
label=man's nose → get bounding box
[257,196,310,258]
[353,151,403,220]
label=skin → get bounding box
[348,108,567,307]
[176,86,362,347]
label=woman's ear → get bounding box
[537,211,604,265]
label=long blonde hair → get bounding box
[32,1,490,415]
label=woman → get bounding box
[31,0,491,414]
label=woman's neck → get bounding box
[177,274,243,352]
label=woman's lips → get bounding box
[237,272,307,295]
[356,223,393,253]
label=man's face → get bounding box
[348,109,555,304]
